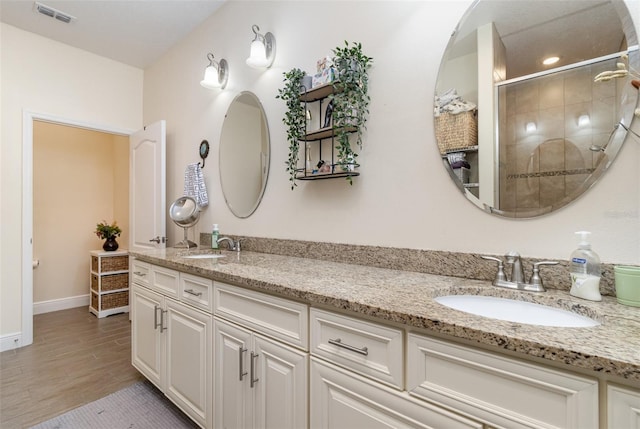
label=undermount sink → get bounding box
[434,295,600,328]
[181,253,226,259]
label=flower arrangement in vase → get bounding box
[95,220,122,251]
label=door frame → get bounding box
[21,109,133,347]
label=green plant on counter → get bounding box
[95,220,122,239]
[276,68,307,189]
[331,41,373,182]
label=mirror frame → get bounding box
[219,91,271,218]
[435,0,639,218]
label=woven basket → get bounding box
[435,110,478,154]
[91,293,98,310]
[92,273,128,292]
[92,255,128,273]
[101,291,129,310]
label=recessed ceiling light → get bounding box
[543,56,560,66]
[33,2,76,24]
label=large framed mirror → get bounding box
[220,91,270,218]
[435,0,639,218]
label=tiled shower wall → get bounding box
[498,58,622,213]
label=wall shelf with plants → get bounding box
[277,42,372,189]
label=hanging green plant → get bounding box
[276,68,307,189]
[331,41,373,181]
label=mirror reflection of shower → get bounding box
[590,122,640,152]
[169,196,200,248]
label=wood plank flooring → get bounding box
[0,306,144,428]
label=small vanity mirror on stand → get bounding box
[169,196,200,248]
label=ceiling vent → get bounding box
[33,2,76,24]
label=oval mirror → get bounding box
[220,91,271,218]
[435,0,639,218]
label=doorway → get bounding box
[22,111,132,348]
[32,121,129,314]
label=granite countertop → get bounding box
[131,248,640,383]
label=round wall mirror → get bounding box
[219,91,270,218]
[435,0,639,218]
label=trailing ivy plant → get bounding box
[276,68,307,189]
[331,41,373,180]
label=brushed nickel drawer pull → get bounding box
[328,338,369,356]
[160,309,167,333]
[239,347,248,381]
[154,305,161,330]
[184,289,203,297]
[250,352,259,388]
[133,271,146,276]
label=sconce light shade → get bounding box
[201,53,228,89]
[246,25,275,69]
[578,114,590,127]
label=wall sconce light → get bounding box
[525,122,537,133]
[200,53,228,89]
[578,114,590,127]
[246,24,276,69]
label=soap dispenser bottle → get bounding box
[569,231,602,301]
[211,224,220,249]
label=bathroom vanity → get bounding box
[130,248,640,429]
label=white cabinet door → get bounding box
[310,357,482,429]
[131,284,163,389]
[214,318,309,429]
[214,318,252,429]
[165,299,212,429]
[253,333,308,429]
[608,384,640,429]
[407,333,599,429]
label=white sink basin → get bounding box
[181,254,226,259]
[434,295,599,327]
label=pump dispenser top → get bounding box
[569,231,602,301]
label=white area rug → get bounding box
[31,380,199,429]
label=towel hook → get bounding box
[199,140,210,168]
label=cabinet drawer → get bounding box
[214,282,308,350]
[407,334,599,429]
[150,265,180,299]
[130,259,150,287]
[180,272,213,313]
[310,307,403,389]
[310,358,482,429]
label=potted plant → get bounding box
[330,41,373,180]
[276,68,307,189]
[95,220,122,251]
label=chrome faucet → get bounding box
[216,237,241,252]
[481,252,558,292]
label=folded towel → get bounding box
[184,163,209,208]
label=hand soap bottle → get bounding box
[569,231,602,301]
[211,224,219,249]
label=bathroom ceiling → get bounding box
[0,0,225,68]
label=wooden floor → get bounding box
[0,306,144,428]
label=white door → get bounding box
[131,284,164,389]
[130,120,166,252]
[253,333,308,429]
[214,318,252,429]
[165,300,213,429]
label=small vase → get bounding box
[103,236,119,252]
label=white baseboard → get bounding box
[1,296,90,352]
[0,333,23,352]
[33,294,89,315]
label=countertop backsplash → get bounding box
[201,233,616,296]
